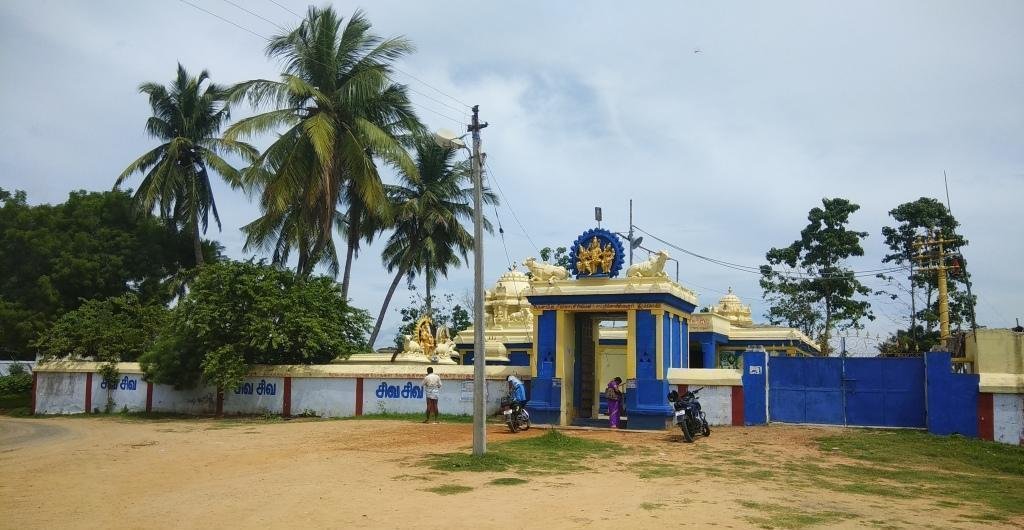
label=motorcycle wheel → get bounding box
[518,413,530,432]
[679,419,694,443]
[508,418,519,433]
[702,419,711,437]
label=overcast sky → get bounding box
[2,1,1022,351]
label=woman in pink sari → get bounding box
[606,377,624,428]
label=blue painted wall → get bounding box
[679,317,689,368]
[742,350,768,425]
[635,311,657,380]
[690,331,729,368]
[627,310,672,428]
[925,351,979,437]
[508,351,530,366]
[669,315,680,368]
[526,310,560,424]
[662,313,671,376]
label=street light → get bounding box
[435,107,488,456]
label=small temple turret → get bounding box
[454,267,534,364]
[710,287,754,327]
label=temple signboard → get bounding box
[690,315,713,332]
[531,303,661,311]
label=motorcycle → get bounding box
[501,395,531,433]
[668,387,711,443]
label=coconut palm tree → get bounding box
[117,64,256,266]
[368,137,498,351]
[226,7,422,289]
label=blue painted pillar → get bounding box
[526,311,560,424]
[628,310,673,429]
[701,338,717,369]
[662,313,671,375]
[742,349,768,425]
[669,315,680,368]
[679,318,689,368]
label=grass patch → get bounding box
[489,477,528,486]
[738,500,857,529]
[814,429,1024,518]
[640,502,666,511]
[633,461,688,479]
[738,469,775,480]
[426,452,520,472]
[424,484,473,495]
[817,429,1024,476]
[423,430,622,475]
[393,474,433,481]
[960,512,1007,522]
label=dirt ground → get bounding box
[0,416,1017,529]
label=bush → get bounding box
[34,294,168,364]
[141,260,372,390]
[0,364,32,395]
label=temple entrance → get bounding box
[571,313,627,425]
[522,227,698,430]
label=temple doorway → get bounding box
[571,313,627,423]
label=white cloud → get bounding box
[2,0,1021,351]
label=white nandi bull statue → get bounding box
[523,257,570,283]
[626,250,670,278]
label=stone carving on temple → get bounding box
[523,257,569,283]
[626,249,671,278]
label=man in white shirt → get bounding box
[423,367,442,424]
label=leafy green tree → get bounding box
[391,288,472,351]
[760,198,874,353]
[540,246,571,269]
[0,362,33,396]
[35,294,168,406]
[0,188,210,359]
[368,137,496,348]
[34,294,168,363]
[877,197,975,352]
[140,261,371,390]
[116,64,256,267]
[227,7,423,288]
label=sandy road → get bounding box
[0,416,1014,529]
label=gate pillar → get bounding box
[526,309,561,425]
[625,309,675,429]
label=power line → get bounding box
[414,104,466,129]
[633,225,906,279]
[483,160,540,255]
[264,0,300,17]
[391,66,472,109]
[491,203,514,272]
[219,0,287,31]
[178,0,266,39]
[406,85,471,117]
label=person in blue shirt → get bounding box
[506,375,526,405]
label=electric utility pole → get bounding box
[913,228,956,346]
[469,105,488,456]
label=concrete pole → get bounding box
[936,235,951,344]
[469,105,488,456]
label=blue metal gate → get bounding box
[768,356,926,428]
